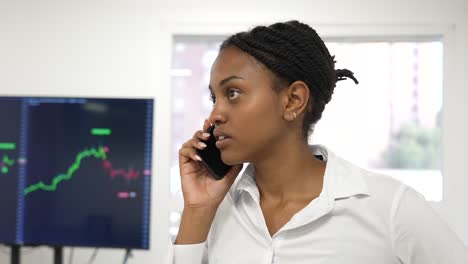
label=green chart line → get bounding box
[1,155,15,174]
[23,147,107,196]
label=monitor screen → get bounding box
[0,96,153,249]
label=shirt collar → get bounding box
[230,144,370,202]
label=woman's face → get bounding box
[208,46,288,165]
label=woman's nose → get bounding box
[208,102,227,126]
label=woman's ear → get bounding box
[282,81,310,121]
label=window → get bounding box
[168,36,443,238]
[313,41,443,202]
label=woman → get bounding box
[170,21,468,263]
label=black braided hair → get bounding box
[220,20,359,138]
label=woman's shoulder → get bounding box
[348,159,414,204]
[325,149,406,200]
[330,151,421,218]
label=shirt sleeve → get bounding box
[166,238,208,264]
[391,185,468,263]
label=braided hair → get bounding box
[220,20,359,138]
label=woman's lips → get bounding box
[215,136,232,149]
[213,129,232,149]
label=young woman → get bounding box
[170,21,468,263]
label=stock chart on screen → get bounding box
[0,97,153,249]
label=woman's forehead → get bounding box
[210,47,272,85]
[213,48,256,71]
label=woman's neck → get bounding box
[252,139,326,203]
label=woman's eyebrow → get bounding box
[209,75,244,92]
[219,75,244,86]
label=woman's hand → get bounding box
[178,119,243,209]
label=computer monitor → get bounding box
[0,96,153,249]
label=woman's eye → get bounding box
[227,89,240,100]
[210,94,216,103]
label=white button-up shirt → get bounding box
[169,145,468,263]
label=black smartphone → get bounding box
[196,125,232,180]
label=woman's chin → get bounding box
[220,152,244,166]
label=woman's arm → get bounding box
[171,119,243,263]
[176,206,218,244]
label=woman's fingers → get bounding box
[180,127,212,166]
[202,119,212,132]
[183,137,208,150]
[179,138,207,163]
[179,146,202,163]
[193,130,210,141]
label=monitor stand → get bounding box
[54,246,63,264]
[9,244,64,264]
[123,248,133,264]
[11,245,20,264]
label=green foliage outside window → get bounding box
[382,114,441,170]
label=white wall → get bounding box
[0,0,466,263]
